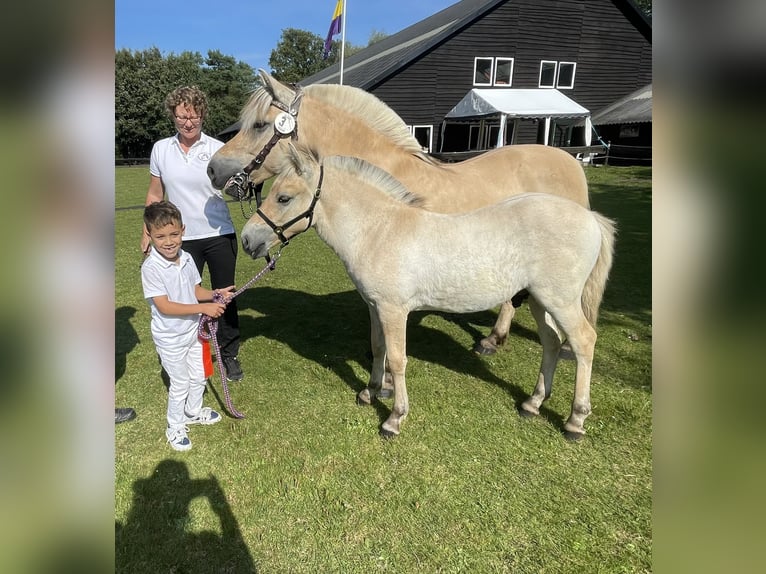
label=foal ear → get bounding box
[286,143,318,178]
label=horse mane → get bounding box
[325,155,424,207]
[240,76,436,165]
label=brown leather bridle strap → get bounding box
[241,87,304,175]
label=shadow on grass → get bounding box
[116,460,257,573]
[235,286,565,432]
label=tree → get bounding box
[268,28,366,84]
[268,28,331,84]
[115,48,257,158]
[633,0,652,17]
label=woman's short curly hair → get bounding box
[164,86,208,119]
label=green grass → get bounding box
[115,165,651,573]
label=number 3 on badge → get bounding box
[275,112,296,135]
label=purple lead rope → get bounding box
[198,250,282,418]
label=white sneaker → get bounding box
[185,407,221,425]
[166,425,192,451]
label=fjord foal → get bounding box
[240,147,615,440]
[207,69,590,356]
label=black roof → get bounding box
[591,84,652,126]
[300,0,651,89]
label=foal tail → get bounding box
[582,212,617,327]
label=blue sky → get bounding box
[115,0,458,71]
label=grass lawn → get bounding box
[115,164,651,573]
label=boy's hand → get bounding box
[213,286,236,303]
[201,302,226,318]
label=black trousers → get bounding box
[183,234,240,359]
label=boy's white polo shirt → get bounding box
[141,247,202,350]
[149,132,234,240]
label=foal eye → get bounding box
[277,195,291,204]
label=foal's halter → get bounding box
[256,165,324,247]
[224,87,304,218]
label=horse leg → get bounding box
[519,297,562,419]
[377,307,409,438]
[473,290,528,355]
[357,305,387,406]
[553,309,597,441]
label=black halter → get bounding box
[255,164,324,247]
[224,86,305,214]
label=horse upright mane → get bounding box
[325,155,424,208]
[239,74,434,163]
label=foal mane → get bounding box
[240,77,435,164]
[325,156,424,207]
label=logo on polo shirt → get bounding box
[198,152,211,161]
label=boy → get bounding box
[141,201,235,451]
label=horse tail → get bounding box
[582,212,617,327]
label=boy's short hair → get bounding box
[144,201,183,232]
[164,85,208,119]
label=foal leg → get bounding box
[519,297,562,419]
[357,305,387,406]
[552,309,597,441]
[473,290,528,355]
[377,308,409,438]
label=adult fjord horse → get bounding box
[207,69,590,357]
[240,146,615,440]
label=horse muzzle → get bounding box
[241,225,277,259]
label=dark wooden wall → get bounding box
[368,0,651,147]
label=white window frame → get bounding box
[539,60,557,88]
[473,57,494,86]
[494,57,514,86]
[556,62,576,89]
[412,125,433,153]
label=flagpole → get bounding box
[339,0,347,85]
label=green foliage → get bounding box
[268,28,334,84]
[115,47,258,159]
[268,28,366,84]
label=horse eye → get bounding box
[277,195,291,204]
[252,121,267,130]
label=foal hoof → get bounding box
[563,430,585,442]
[517,407,537,419]
[472,340,497,356]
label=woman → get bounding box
[141,86,244,382]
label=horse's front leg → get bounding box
[357,304,387,406]
[473,290,528,355]
[377,307,409,438]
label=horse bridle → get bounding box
[255,164,324,247]
[224,86,305,217]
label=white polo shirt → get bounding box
[149,132,235,240]
[141,247,203,350]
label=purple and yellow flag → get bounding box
[323,0,343,58]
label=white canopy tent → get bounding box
[442,88,591,148]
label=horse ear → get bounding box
[286,143,316,178]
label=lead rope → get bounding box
[197,248,284,418]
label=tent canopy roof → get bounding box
[444,88,590,120]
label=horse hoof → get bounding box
[356,391,372,406]
[472,341,497,356]
[563,430,585,442]
[379,427,397,439]
[558,344,576,361]
[518,407,537,419]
